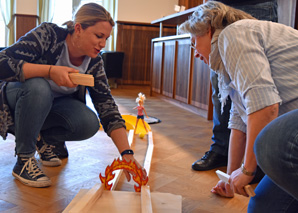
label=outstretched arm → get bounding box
[231,103,279,196]
[110,128,147,180]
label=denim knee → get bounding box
[24,78,53,100]
[80,111,100,138]
[6,78,53,112]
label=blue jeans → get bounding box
[248,109,298,212]
[234,0,278,22]
[209,0,278,155]
[5,78,100,156]
[210,70,230,156]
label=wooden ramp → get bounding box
[63,185,182,213]
[63,130,182,212]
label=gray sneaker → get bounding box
[36,136,62,167]
[12,157,51,187]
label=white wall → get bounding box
[116,0,179,23]
[15,0,37,15]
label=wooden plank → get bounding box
[143,131,154,176]
[67,183,104,213]
[110,129,135,190]
[64,190,181,213]
[141,185,153,213]
[63,189,88,213]
[69,73,94,87]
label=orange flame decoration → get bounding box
[99,158,148,192]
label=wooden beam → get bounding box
[141,185,153,213]
[143,131,154,176]
[69,73,94,87]
[67,183,104,213]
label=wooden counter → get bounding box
[150,5,213,120]
[150,34,212,120]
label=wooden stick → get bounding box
[143,131,154,176]
[141,185,153,213]
[68,183,104,213]
[69,73,94,87]
[110,129,135,190]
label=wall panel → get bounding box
[162,40,176,97]
[175,38,191,103]
[151,35,212,119]
[116,21,176,85]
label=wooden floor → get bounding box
[0,86,252,213]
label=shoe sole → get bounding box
[12,172,52,188]
[40,159,62,167]
[192,163,227,171]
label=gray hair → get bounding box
[63,3,115,34]
[179,1,256,36]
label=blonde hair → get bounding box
[179,1,256,36]
[63,3,115,34]
[136,93,146,103]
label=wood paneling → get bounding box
[14,14,38,42]
[175,38,191,103]
[151,35,212,120]
[191,56,210,110]
[151,42,163,93]
[162,40,176,98]
[116,21,176,86]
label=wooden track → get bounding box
[64,129,182,212]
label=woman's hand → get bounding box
[211,180,234,198]
[122,154,147,182]
[49,66,79,88]
[230,168,254,197]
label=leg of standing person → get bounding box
[192,70,230,171]
[249,109,298,212]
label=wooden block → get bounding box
[69,73,94,87]
[67,183,104,213]
[141,185,153,213]
[244,185,256,197]
[215,170,229,183]
[215,170,256,197]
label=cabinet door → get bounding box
[175,39,191,103]
[151,42,163,93]
[190,57,210,110]
[162,40,176,98]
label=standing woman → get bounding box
[179,1,298,211]
[0,3,146,188]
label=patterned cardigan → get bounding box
[0,22,125,139]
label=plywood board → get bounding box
[64,190,182,213]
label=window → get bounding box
[52,0,73,27]
[52,0,103,27]
[79,0,103,7]
[0,13,5,47]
